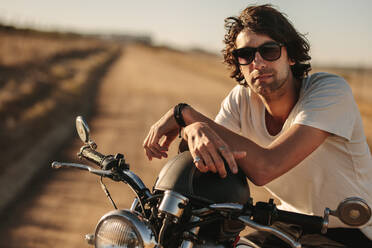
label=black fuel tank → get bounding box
[154,151,250,204]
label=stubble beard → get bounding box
[249,69,289,102]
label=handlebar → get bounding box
[51,162,112,176]
[208,201,326,234]
[53,145,152,203]
[251,200,326,233]
[238,215,302,248]
[202,202,327,248]
[274,209,325,233]
[77,146,152,198]
[79,146,123,170]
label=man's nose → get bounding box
[252,51,267,69]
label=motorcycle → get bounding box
[51,116,371,248]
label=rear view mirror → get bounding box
[331,197,371,226]
[76,116,90,144]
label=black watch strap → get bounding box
[174,103,189,127]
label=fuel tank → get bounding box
[154,151,250,204]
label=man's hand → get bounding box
[143,108,179,160]
[183,122,246,178]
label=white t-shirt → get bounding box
[215,72,372,238]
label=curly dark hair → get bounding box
[222,4,311,85]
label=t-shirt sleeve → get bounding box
[294,73,356,141]
[214,85,243,134]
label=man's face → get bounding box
[235,29,295,99]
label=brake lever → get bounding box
[51,162,113,177]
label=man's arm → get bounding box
[143,105,247,174]
[182,106,329,185]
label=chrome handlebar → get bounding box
[51,162,112,176]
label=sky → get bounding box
[1,0,372,67]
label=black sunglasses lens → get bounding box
[234,48,255,65]
[259,43,281,61]
[233,43,282,65]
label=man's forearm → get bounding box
[182,105,260,152]
[182,106,273,184]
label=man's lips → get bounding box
[254,74,273,81]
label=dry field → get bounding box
[0,27,371,247]
[0,27,121,175]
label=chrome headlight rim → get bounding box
[95,209,158,248]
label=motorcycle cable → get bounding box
[99,176,117,210]
[100,173,149,215]
[143,193,163,204]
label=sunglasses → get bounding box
[232,42,284,65]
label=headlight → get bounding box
[95,210,157,248]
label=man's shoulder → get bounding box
[305,71,347,84]
[302,72,351,93]
[227,84,250,101]
[230,84,248,93]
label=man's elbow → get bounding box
[249,172,272,186]
[246,158,277,186]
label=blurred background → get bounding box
[0,0,371,247]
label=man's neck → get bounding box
[260,77,301,126]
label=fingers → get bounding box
[200,145,246,177]
[218,145,238,175]
[205,143,225,176]
[191,146,242,178]
[160,131,177,151]
[143,109,180,161]
[143,126,168,160]
[200,146,218,174]
[144,145,167,160]
[233,151,247,159]
[185,123,243,178]
[190,142,230,178]
[191,151,208,173]
[191,145,247,179]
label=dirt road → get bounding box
[0,44,269,247]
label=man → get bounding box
[143,4,372,247]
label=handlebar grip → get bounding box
[80,147,118,170]
[275,209,324,232]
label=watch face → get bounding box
[76,116,90,143]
